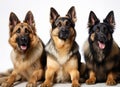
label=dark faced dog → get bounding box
[1,11,46,87]
[41,6,82,87]
[83,11,120,85]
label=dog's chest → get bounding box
[94,64,107,81]
[56,55,70,65]
[55,66,70,83]
[14,60,40,80]
[11,51,41,80]
[90,60,114,81]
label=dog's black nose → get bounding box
[18,35,30,45]
[21,37,25,41]
[97,33,107,43]
[21,36,27,42]
[59,29,69,40]
[61,29,69,34]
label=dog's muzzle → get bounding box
[58,28,70,40]
[16,35,30,51]
[97,33,107,49]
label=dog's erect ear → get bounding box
[24,11,35,26]
[66,6,77,23]
[103,11,115,28]
[50,7,60,24]
[88,11,100,27]
[9,12,20,30]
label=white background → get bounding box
[0,0,120,72]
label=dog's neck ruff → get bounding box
[45,39,79,65]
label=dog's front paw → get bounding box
[26,82,37,87]
[72,83,80,87]
[1,82,12,87]
[106,79,116,85]
[40,82,52,87]
[85,78,96,84]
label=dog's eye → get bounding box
[16,28,21,33]
[57,22,62,27]
[56,22,62,27]
[25,28,29,34]
[95,26,100,33]
[66,21,71,26]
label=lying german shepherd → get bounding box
[41,6,82,87]
[1,11,46,87]
[83,11,120,85]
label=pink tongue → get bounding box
[20,46,27,50]
[98,41,105,49]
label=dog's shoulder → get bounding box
[10,49,17,64]
[108,40,120,58]
[45,39,56,56]
[83,39,91,55]
[82,39,93,62]
[71,41,79,54]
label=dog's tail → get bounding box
[0,69,13,85]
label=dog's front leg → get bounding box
[41,55,58,87]
[69,69,80,87]
[106,72,117,85]
[1,70,17,87]
[26,69,44,87]
[40,67,55,87]
[85,70,96,84]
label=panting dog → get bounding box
[41,6,84,87]
[1,11,46,87]
[83,11,120,85]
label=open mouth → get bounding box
[20,45,27,51]
[98,41,105,49]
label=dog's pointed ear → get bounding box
[103,11,115,28]
[50,7,60,24]
[66,6,77,23]
[9,12,20,30]
[24,11,35,26]
[88,11,100,27]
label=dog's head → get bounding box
[9,11,38,52]
[88,11,115,50]
[50,6,77,47]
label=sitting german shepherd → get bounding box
[83,11,120,85]
[41,6,83,87]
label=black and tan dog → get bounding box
[1,11,46,87]
[41,6,82,87]
[83,11,120,85]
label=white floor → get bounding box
[13,82,120,87]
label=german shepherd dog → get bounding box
[41,6,82,87]
[83,11,120,85]
[1,11,46,87]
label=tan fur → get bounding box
[43,46,80,84]
[86,70,96,84]
[90,33,95,41]
[106,72,117,85]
